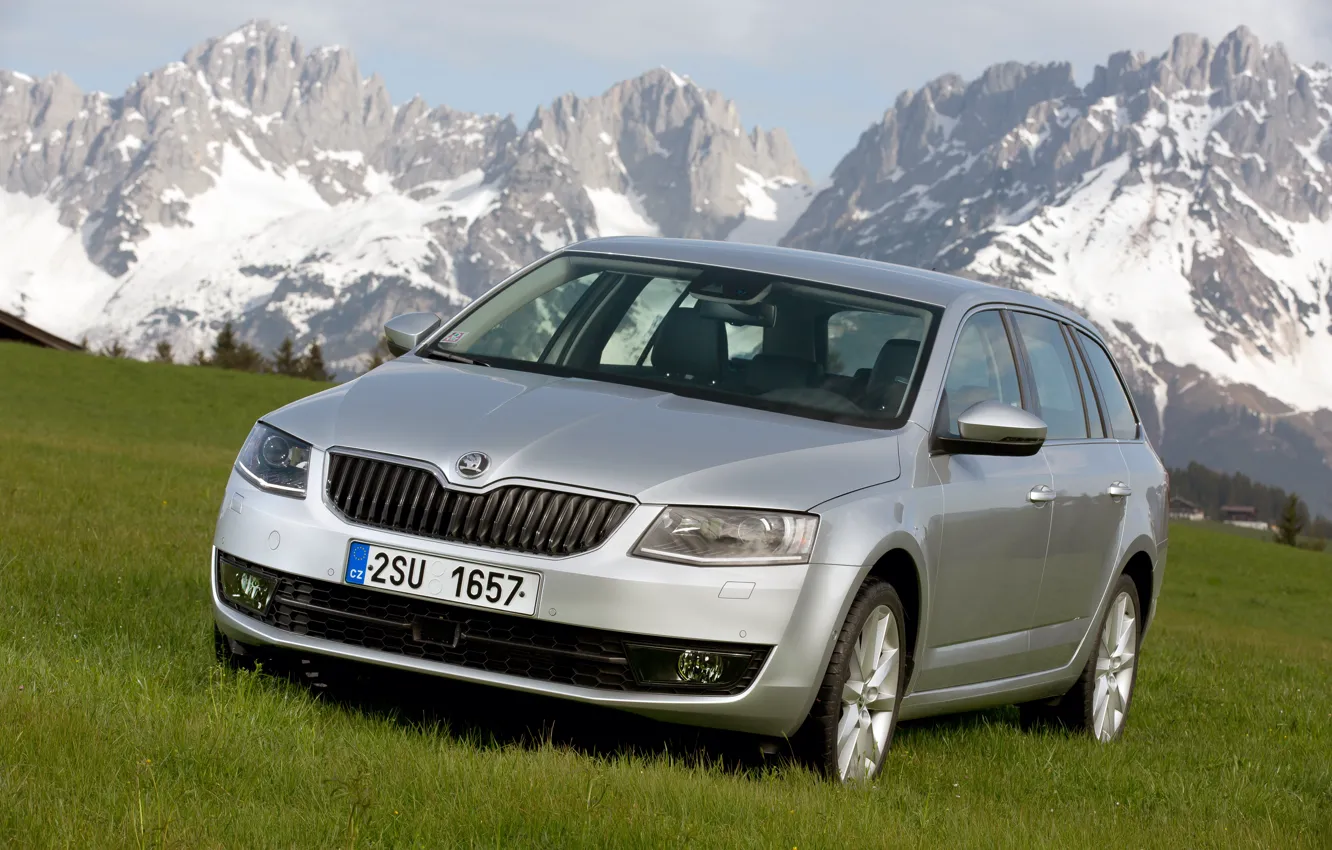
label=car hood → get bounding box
[265,357,900,511]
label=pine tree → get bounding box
[99,339,128,358]
[272,337,300,376]
[1274,494,1306,546]
[207,322,267,372]
[237,343,267,372]
[360,335,394,374]
[300,341,334,382]
[210,322,238,366]
[153,341,174,364]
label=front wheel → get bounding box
[1020,574,1141,741]
[796,579,908,781]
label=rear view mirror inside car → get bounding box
[693,299,776,327]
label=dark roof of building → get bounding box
[0,310,83,352]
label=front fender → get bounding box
[807,479,941,696]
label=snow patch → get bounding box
[967,151,1332,411]
[727,167,818,246]
[253,113,282,133]
[585,188,659,237]
[113,136,143,159]
[0,190,117,338]
[233,130,262,160]
[219,99,251,120]
[1,146,490,359]
[315,150,366,168]
[531,221,565,253]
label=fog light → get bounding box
[219,558,275,613]
[625,643,752,689]
[677,650,725,684]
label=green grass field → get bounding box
[1,341,1329,848]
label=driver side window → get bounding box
[940,311,1022,437]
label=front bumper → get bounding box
[211,462,861,736]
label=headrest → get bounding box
[745,354,825,394]
[653,308,727,382]
[864,338,921,411]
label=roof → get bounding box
[0,310,82,351]
[564,237,1096,330]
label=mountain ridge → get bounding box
[0,20,812,372]
[781,24,1332,513]
[3,20,1331,513]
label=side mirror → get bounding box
[384,312,442,356]
[934,400,1047,457]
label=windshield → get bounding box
[420,253,941,428]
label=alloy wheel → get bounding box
[1093,590,1137,741]
[836,604,900,780]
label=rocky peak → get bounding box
[783,25,1332,513]
[505,68,810,241]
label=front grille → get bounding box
[325,452,633,557]
[218,552,768,695]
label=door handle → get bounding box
[1107,482,1132,498]
[1028,484,1056,504]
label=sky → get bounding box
[3,0,1332,177]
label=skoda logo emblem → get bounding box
[456,451,490,478]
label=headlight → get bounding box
[235,422,311,498]
[632,506,818,566]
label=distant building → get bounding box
[1220,505,1270,530]
[1168,497,1205,521]
[0,310,82,352]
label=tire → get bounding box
[796,579,908,781]
[1019,573,1141,741]
[213,624,258,672]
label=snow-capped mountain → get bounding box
[783,26,1332,515]
[0,20,811,371]
[3,22,1332,512]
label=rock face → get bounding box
[782,27,1332,515]
[0,21,811,370]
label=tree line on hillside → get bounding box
[1170,461,1332,541]
[90,323,353,381]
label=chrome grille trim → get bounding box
[324,451,634,557]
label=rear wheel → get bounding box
[1020,574,1141,740]
[797,579,908,781]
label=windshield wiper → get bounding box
[421,349,490,367]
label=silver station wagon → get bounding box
[212,237,1166,781]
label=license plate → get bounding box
[344,541,541,616]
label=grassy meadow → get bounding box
[0,341,1329,848]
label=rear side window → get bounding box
[1066,326,1105,439]
[1012,312,1088,440]
[939,311,1022,437]
[1076,331,1138,439]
